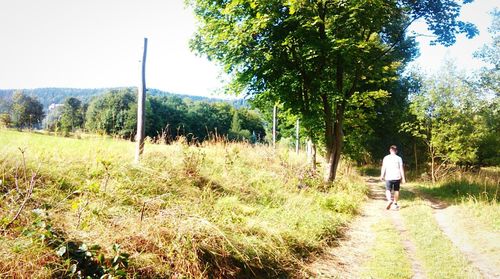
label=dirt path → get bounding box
[431,202,500,278]
[388,209,427,279]
[307,177,500,278]
[307,177,426,278]
[408,188,500,278]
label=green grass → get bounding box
[417,171,499,231]
[0,129,367,278]
[400,202,479,279]
[362,219,413,279]
[357,165,380,177]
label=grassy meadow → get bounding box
[0,130,367,278]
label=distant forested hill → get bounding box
[0,87,246,110]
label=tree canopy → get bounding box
[188,0,478,181]
[10,91,45,129]
[83,89,266,142]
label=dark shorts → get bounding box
[385,180,401,191]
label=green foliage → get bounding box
[43,105,64,132]
[473,10,500,166]
[10,91,45,129]
[84,89,266,142]
[60,97,84,133]
[0,87,244,111]
[0,113,11,128]
[474,9,499,94]
[402,64,491,180]
[187,0,477,180]
[85,88,137,138]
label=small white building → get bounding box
[48,103,64,111]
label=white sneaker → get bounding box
[393,203,400,210]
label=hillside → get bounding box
[0,88,247,111]
[0,130,366,278]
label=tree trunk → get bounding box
[272,105,277,149]
[324,100,346,182]
[295,119,300,154]
[430,144,436,183]
[414,142,418,173]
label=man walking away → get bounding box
[380,145,406,210]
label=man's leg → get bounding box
[385,180,393,209]
[393,181,401,209]
[393,191,399,203]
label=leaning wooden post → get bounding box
[295,118,299,154]
[135,38,148,163]
[272,105,277,149]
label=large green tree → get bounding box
[474,8,500,166]
[60,97,84,133]
[474,8,499,94]
[85,89,137,137]
[188,0,477,181]
[11,91,45,129]
[403,64,486,182]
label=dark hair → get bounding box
[390,145,398,151]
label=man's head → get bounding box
[389,145,398,154]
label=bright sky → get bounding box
[0,0,498,97]
[409,0,500,74]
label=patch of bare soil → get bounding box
[306,178,426,278]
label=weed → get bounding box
[182,147,206,177]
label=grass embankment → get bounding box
[0,130,367,278]
[362,220,413,279]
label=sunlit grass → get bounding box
[400,203,479,279]
[417,170,499,231]
[362,219,413,279]
[0,129,367,277]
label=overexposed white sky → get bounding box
[0,0,222,96]
[409,0,500,73]
[0,0,498,97]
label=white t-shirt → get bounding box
[382,154,403,180]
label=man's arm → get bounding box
[400,159,406,184]
[380,160,386,181]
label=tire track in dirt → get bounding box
[426,200,500,278]
[388,210,427,279]
[307,177,427,278]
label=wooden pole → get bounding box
[272,105,277,149]
[295,119,299,154]
[135,38,148,163]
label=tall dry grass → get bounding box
[0,129,366,278]
[417,168,499,230]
